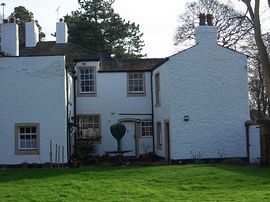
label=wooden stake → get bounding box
[62,146,64,167]
[55,144,58,167]
[50,140,53,167]
[58,145,60,168]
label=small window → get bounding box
[78,66,96,96]
[15,123,40,155]
[141,120,153,137]
[127,72,145,95]
[156,122,162,148]
[155,73,160,106]
[77,115,101,143]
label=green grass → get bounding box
[0,164,270,201]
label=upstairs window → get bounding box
[78,67,96,96]
[127,72,145,95]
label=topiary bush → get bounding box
[110,123,126,151]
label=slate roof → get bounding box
[19,41,168,71]
[20,41,98,67]
[99,57,168,72]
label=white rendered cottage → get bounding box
[153,25,249,162]
[0,15,249,165]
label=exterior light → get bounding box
[184,115,189,121]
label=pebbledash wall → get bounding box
[0,56,68,164]
[153,26,249,160]
[75,61,153,156]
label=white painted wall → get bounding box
[0,56,68,165]
[56,21,68,44]
[153,62,171,157]
[25,21,39,48]
[153,26,249,160]
[76,61,153,156]
[1,23,19,56]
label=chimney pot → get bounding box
[9,17,16,23]
[206,14,213,26]
[199,13,206,26]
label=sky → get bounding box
[2,0,270,58]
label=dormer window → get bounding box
[127,72,145,96]
[78,66,96,96]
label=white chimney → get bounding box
[195,26,217,46]
[195,14,217,46]
[25,19,39,47]
[1,20,19,56]
[56,18,68,44]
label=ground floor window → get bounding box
[141,120,153,137]
[156,122,162,148]
[15,123,40,155]
[77,115,101,142]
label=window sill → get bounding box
[15,149,39,155]
[156,145,162,150]
[127,93,146,97]
[77,93,97,97]
[140,136,153,138]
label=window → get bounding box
[15,123,40,155]
[155,73,160,106]
[127,72,145,95]
[141,120,153,137]
[77,115,101,142]
[78,67,96,95]
[156,122,162,148]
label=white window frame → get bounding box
[78,66,96,96]
[15,123,40,155]
[127,72,145,95]
[141,120,153,137]
[77,115,101,143]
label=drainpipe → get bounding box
[73,67,77,149]
[65,66,70,163]
[150,71,155,154]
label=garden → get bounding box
[0,164,270,201]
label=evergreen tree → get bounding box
[65,0,145,58]
[10,6,45,45]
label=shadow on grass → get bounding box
[1,163,270,184]
[0,164,160,183]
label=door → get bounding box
[121,122,136,156]
[164,121,171,163]
[249,125,261,164]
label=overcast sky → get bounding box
[2,0,270,58]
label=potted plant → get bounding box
[110,123,126,151]
[70,144,81,168]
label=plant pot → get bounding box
[69,160,80,168]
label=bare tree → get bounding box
[240,0,270,106]
[174,0,253,51]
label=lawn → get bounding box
[0,164,270,201]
